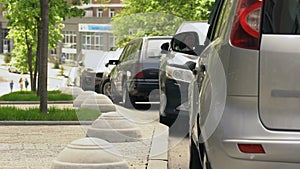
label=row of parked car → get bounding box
[74,0,300,168]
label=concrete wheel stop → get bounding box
[51,137,129,169]
[80,94,116,113]
[86,111,142,142]
[73,91,97,108]
[60,86,84,98]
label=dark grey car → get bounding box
[109,36,171,109]
[159,21,209,126]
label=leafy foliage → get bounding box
[0,0,87,90]
[112,0,215,47]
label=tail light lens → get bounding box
[134,72,145,79]
[134,63,144,79]
[238,144,265,154]
[230,0,262,50]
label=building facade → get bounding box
[0,0,126,64]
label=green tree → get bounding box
[112,0,215,47]
[1,0,87,113]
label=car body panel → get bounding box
[260,35,300,130]
[189,0,300,168]
[110,36,171,105]
[159,22,209,124]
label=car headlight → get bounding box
[165,65,194,83]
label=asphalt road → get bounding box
[0,55,191,168]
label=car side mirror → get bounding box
[161,42,170,54]
[171,31,200,56]
[78,61,83,67]
[106,60,120,66]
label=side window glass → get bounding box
[119,44,132,62]
[213,0,229,40]
[263,0,300,34]
[206,0,227,41]
[127,40,142,61]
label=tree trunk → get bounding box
[36,19,42,94]
[39,0,49,113]
[25,32,34,92]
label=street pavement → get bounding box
[0,55,171,169]
[0,105,169,169]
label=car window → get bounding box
[206,0,225,41]
[145,38,170,59]
[262,0,300,34]
[127,39,142,61]
[119,44,132,62]
[213,0,230,39]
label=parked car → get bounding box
[8,65,20,73]
[189,0,300,168]
[159,21,209,126]
[108,36,171,109]
[98,48,123,97]
[76,49,122,93]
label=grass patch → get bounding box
[0,90,73,101]
[0,106,101,121]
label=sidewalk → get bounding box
[0,105,169,169]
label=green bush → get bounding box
[0,90,73,101]
[0,106,101,121]
[53,60,60,69]
[4,52,13,63]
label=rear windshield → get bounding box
[145,38,170,59]
[262,0,300,34]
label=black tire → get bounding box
[189,139,202,169]
[101,80,111,98]
[159,115,174,126]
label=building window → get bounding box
[82,32,104,50]
[97,8,103,17]
[109,35,116,50]
[62,31,77,49]
[109,8,115,18]
[85,10,93,17]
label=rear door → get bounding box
[259,0,300,130]
[142,38,171,80]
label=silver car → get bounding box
[189,0,300,168]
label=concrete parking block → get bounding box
[51,137,129,169]
[86,112,142,142]
[73,91,97,107]
[80,103,116,113]
[61,86,83,98]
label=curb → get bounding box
[147,122,169,169]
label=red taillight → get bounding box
[230,0,262,50]
[134,72,145,79]
[134,63,144,79]
[238,144,265,153]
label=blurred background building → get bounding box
[0,0,126,64]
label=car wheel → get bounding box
[102,80,111,98]
[159,115,173,126]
